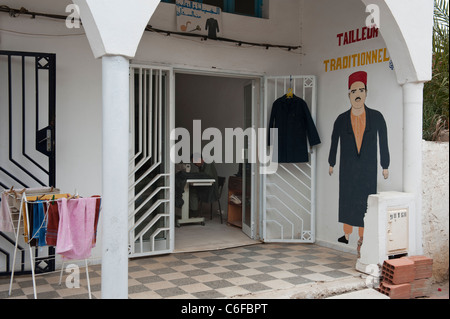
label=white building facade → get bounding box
[0,0,434,298]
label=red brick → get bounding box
[406,255,433,265]
[378,282,412,299]
[384,258,415,268]
[410,278,432,298]
[404,256,433,279]
[382,259,416,284]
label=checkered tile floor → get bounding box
[1,243,359,299]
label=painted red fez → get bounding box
[348,71,367,89]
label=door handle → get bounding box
[37,128,52,152]
[36,126,53,155]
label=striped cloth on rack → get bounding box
[22,194,71,243]
[31,201,47,247]
[91,196,101,245]
[45,200,60,246]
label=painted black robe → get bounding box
[268,95,321,163]
[205,18,219,39]
[328,105,390,227]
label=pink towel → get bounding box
[56,197,97,260]
[0,193,14,233]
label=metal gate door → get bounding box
[128,65,174,258]
[0,50,57,274]
[262,76,317,243]
[0,51,56,189]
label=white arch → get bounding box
[362,0,434,255]
[72,0,159,59]
[361,0,434,84]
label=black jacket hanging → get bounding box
[268,94,321,163]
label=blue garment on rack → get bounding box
[32,201,47,247]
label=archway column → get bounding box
[101,55,130,298]
[402,81,425,255]
[72,0,160,299]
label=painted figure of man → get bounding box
[328,71,390,254]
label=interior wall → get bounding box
[175,73,250,215]
[301,0,404,253]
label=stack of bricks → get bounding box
[378,255,433,299]
[407,256,433,298]
[379,257,415,299]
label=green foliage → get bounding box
[423,0,449,141]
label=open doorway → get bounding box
[173,72,260,252]
[127,67,318,257]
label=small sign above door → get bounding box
[176,0,222,39]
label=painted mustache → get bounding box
[355,97,361,101]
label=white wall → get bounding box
[0,0,303,262]
[301,0,404,252]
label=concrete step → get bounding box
[326,288,389,299]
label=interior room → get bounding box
[173,72,260,252]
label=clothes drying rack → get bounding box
[4,187,97,299]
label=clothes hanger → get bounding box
[286,75,294,98]
[286,87,294,98]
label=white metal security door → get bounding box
[128,65,174,257]
[262,76,317,243]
